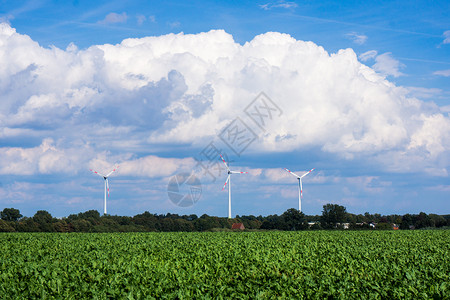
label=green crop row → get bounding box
[0,231,448,299]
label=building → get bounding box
[231,223,245,230]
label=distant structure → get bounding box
[231,223,245,230]
[219,154,248,219]
[284,167,315,212]
[90,166,119,215]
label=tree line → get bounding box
[0,204,449,232]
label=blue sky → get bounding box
[0,0,449,218]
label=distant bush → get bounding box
[376,222,392,230]
[0,220,15,232]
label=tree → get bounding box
[16,217,40,232]
[1,208,22,222]
[78,210,101,220]
[133,211,158,230]
[400,214,414,229]
[429,214,447,228]
[282,208,308,231]
[260,214,283,230]
[0,219,15,232]
[193,216,218,231]
[416,212,434,228]
[70,219,93,232]
[33,210,55,232]
[33,210,53,223]
[321,204,347,229]
[364,212,374,223]
[181,214,198,221]
[53,221,70,232]
[376,222,392,230]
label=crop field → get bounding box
[0,231,449,299]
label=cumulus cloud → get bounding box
[372,52,405,77]
[0,23,449,177]
[359,51,404,77]
[98,12,128,25]
[408,114,450,158]
[0,135,194,178]
[346,32,367,45]
[0,139,89,175]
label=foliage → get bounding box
[376,222,393,230]
[321,204,347,229]
[0,208,22,222]
[282,208,308,230]
[0,220,15,232]
[1,207,449,232]
[0,231,448,298]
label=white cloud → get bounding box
[346,32,367,45]
[444,30,450,44]
[359,50,377,62]
[346,176,391,194]
[0,139,89,175]
[98,12,128,25]
[168,21,180,28]
[118,156,196,178]
[359,51,404,77]
[136,15,155,25]
[441,105,450,113]
[0,14,14,24]
[429,184,450,192]
[433,69,450,77]
[408,113,450,157]
[0,136,197,178]
[260,1,298,10]
[423,168,448,177]
[0,23,449,177]
[136,15,146,25]
[405,87,442,99]
[372,52,404,77]
[0,182,35,204]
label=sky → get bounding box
[0,0,449,218]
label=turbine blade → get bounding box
[105,165,119,177]
[300,168,315,178]
[90,169,106,177]
[219,154,231,172]
[284,168,300,179]
[222,175,230,191]
[106,179,110,197]
[230,171,248,174]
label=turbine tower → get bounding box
[90,166,118,215]
[284,168,315,212]
[219,155,247,219]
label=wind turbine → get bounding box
[90,166,118,215]
[219,154,247,219]
[284,168,315,212]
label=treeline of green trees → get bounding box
[0,204,449,232]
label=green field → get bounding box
[0,231,449,299]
